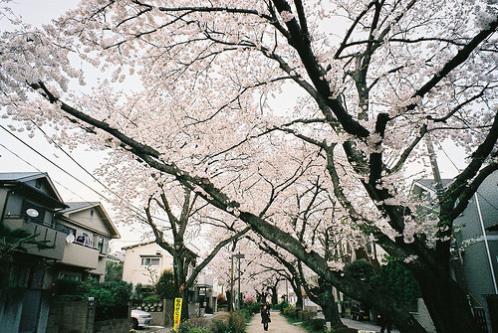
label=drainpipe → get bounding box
[474,193,498,294]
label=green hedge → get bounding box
[180,311,248,333]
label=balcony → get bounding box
[61,242,99,270]
[3,218,66,260]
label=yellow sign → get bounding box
[173,297,183,331]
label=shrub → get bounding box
[156,269,176,300]
[309,318,326,331]
[282,304,296,317]
[143,294,161,303]
[229,311,247,333]
[179,318,211,333]
[239,308,252,323]
[244,302,261,315]
[302,310,315,321]
[211,320,229,333]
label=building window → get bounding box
[75,232,93,247]
[97,237,108,254]
[141,256,160,266]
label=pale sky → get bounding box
[0,0,468,251]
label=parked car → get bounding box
[130,309,153,329]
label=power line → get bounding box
[0,143,92,205]
[0,123,157,224]
[28,121,164,220]
[438,142,498,214]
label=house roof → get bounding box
[0,172,66,208]
[413,178,453,193]
[0,172,44,182]
[121,240,156,250]
[61,202,101,214]
[122,240,197,258]
[59,202,121,239]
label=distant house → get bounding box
[122,241,218,315]
[0,172,120,333]
[122,241,174,286]
[413,174,498,333]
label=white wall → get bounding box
[122,243,174,286]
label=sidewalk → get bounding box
[246,311,307,333]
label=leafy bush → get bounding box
[227,311,246,333]
[282,304,297,318]
[302,310,315,321]
[53,279,132,321]
[239,308,252,323]
[211,320,229,333]
[179,318,211,333]
[278,300,289,311]
[309,318,326,331]
[143,294,161,303]
[243,301,261,315]
[156,269,176,300]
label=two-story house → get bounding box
[122,241,174,286]
[122,241,217,315]
[0,172,120,333]
[55,202,120,282]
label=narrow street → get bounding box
[246,311,307,333]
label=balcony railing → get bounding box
[3,217,66,260]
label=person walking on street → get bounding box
[260,303,271,331]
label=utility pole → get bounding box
[234,252,245,310]
[425,134,444,195]
[286,279,289,303]
[230,254,234,312]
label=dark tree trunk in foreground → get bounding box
[413,267,478,333]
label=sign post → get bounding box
[173,297,183,332]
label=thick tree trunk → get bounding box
[414,268,479,333]
[270,285,278,305]
[319,284,343,328]
[173,256,190,320]
[294,283,304,310]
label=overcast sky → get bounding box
[0,0,468,251]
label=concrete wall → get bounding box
[94,318,129,333]
[46,298,95,333]
[122,243,174,286]
[61,242,99,270]
[89,256,107,278]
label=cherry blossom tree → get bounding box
[1,1,498,332]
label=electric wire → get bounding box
[0,124,157,224]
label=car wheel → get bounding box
[130,318,139,329]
